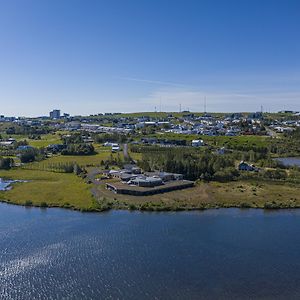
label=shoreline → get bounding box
[1,197,300,212]
[2,171,300,212]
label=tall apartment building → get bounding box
[49,109,61,119]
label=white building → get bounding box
[191,139,204,147]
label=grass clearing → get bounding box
[211,180,300,208]
[146,132,271,148]
[0,168,95,210]
[24,147,122,170]
[27,133,62,148]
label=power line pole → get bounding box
[159,97,162,113]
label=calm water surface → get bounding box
[0,179,13,191]
[1,204,300,299]
[276,157,300,167]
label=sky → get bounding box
[0,0,300,116]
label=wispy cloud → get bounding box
[117,76,193,88]
[139,87,300,113]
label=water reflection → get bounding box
[1,204,300,299]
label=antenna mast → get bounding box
[159,97,162,113]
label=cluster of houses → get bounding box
[104,164,194,195]
[2,110,298,142]
[139,138,205,147]
[40,111,266,137]
[0,138,34,152]
[104,161,259,194]
[106,164,183,187]
[80,124,133,134]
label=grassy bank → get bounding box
[92,179,300,211]
[1,169,300,212]
[0,169,98,211]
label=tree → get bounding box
[0,157,14,169]
[20,151,36,163]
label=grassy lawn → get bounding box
[129,151,142,161]
[0,169,95,210]
[37,152,111,166]
[144,132,271,149]
[26,133,62,148]
[1,131,64,148]
[23,146,122,170]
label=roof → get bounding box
[131,176,162,183]
[109,170,119,174]
[123,164,138,170]
[145,171,182,178]
[0,141,14,146]
[192,139,203,143]
[17,145,33,150]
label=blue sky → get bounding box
[0,0,299,116]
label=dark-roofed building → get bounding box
[238,161,259,172]
[123,164,142,174]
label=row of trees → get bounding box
[19,148,46,163]
[61,143,95,155]
[137,148,236,181]
[60,133,95,155]
[5,125,52,135]
[30,161,85,174]
[92,133,128,144]
[135,145,299,182]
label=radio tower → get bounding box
[159,97,162,113]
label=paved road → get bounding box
[123,143,129,159]
[266,126,279,138]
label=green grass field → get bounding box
[0,143,126,211]
[144,132,271,149]
[1,131,64,148]
[210,180,300,208]
[26,133,62,148]
[0,168,95,210]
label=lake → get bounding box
[0,179,13,191]
[276,157,300,167]
[1,204,300,299]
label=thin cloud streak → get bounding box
[117,76,194,88]
[139,87,300,113]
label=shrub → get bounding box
[20,151,36,163]
[25,200,33,206]
[0,157,14,169]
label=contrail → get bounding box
[116,76,193,88]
